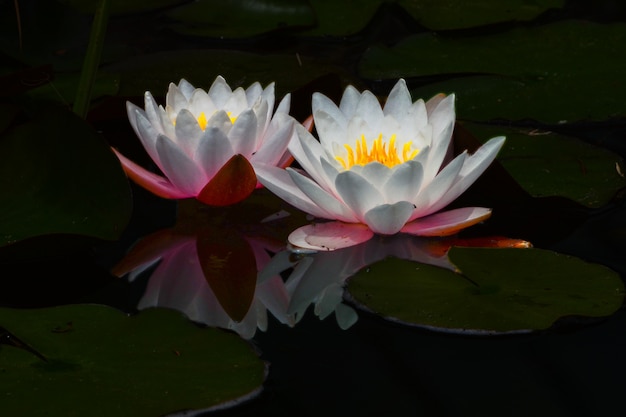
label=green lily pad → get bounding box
[461,122,626,207]
[107,49,353,100]
[358,20,626,123]
[0,305,266,416]
[165,0,315,38]
[347,247,625,334]
[295,0,383,37]
[398,0,565,30]
[0,104,132,247]
[58,0,187,15]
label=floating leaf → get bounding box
[0,305,266,417]
[398,0,565,30]
[58,0,187,15]
[347,247,624,334]
[165,0,315,38]
[461,122,626,207]
[106,49,353,104]
[0,104,132,247]
[358,21,626,123]
[295,0,383,37]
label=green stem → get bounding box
[72,0,110,119]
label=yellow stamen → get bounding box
[173,110,238,132]
[197,112,208,130]
[336,134,419,169]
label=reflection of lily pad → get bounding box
[0,305,266,417]
[461,122,626,208]
[0,105,132,247]
[358,21,626,123]
[347,247,624,334]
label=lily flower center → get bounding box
[335,134,419,169]
[194,111,238,131]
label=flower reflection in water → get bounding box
[264,234,531,330]
[112,227,294,339]
[113,215,530,337]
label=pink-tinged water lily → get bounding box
[113,76,296,206]
[255,79,506,251]
[112,228,294,340]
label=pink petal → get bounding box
[288,221,374,252]
[401,207,492,237]
[112,148,190,199]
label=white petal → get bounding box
[225,87,249,115]
[251,113,295,166]
[314,110,348,151]
[228,108,258,157]
[129,106,163,168]
[335,170,384,220]
[177,78,195,99]
[312,92,347,127]
[207,75,232,108]
[355,90,384,131]
[166,82,188,111]
[288,222,374,252]
[421,120,455,184]
[245,81,263,104]
[349,162,392,191]
[424,136,506,215]
[174,109,204,156]
[428,93,456,140]
[143,92,167,135]
[401,207,492,236]
[412,151,467,217]
[363,201,415,234]
[255,164,333,219]
[188,89,215,117]
[194,127,235,180]
[252,98,269,146]
[155,135,206,195]
[383,160,424,202]
[205,110,233,132]
[338,85,361,118]
[288,169,358,222]
[275,93,291,115]
[288,124,335,190]
[383,79,412,120]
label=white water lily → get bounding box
[255,79,506,251]
[113,76,296,206]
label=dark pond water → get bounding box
[2,1,626,416]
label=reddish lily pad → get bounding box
[347,247,624,334]
[0,305,266,417]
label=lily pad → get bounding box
[358,20,626,123]
[0,305,266,416]
[165,0,315,38]
[295,0,383,37]
[106,49,353,102]
[347,247,625,334]
[398,0,565,30]
[461,122,626,207]
[58,0,187,15]
[0,104,132,247]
